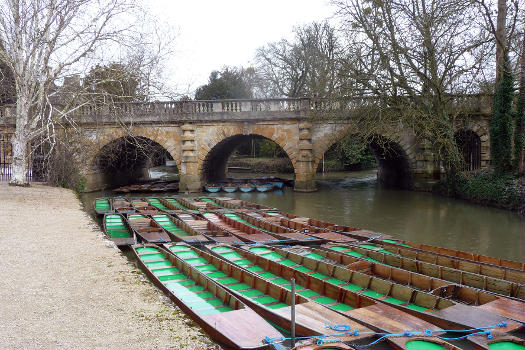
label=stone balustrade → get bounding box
[0,94,493,126]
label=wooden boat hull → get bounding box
[162,243,375,343]
[94,198,112,215]
[237,245,522,335]
[222,185,238,193]
[151,214,210,243]
[205,185,221,193]
[290,245,525,324]
[132,244,281,349]
[319,243,525,300]
[349,241,525,286]
[256,184,273,192]
[127,214,171,243]
[239,184,255,193]
[102,213,135,246]
[205,244,471,350]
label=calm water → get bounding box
[82,169,524,262]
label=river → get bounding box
[82,168,524,262]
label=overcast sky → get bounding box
[146,0,336,95]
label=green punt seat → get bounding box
[245,265,264,273]
[297,289,319,298]
[145,260,172,268]
[361,290,386,298]
[194,264,217,272]
[211,246,232,253]
[165,199,186,208]
[260,252,283,260]
[109,233,132,238]
[166,228,189,236]
[137,246,159,253]
[330,303,354,311]
[173,251,200,259]
[159,273,187,282]
[140,253,165,261]
[152,267,180,276]
[303,253,324,260]
[207,271,228,279]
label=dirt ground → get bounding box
[0,183,220,350]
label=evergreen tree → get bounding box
[490,56,514,174]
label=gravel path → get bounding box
[0,183,220,350]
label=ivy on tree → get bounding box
[490,55,514,174]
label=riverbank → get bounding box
[433,170,525,214]
[0,183,219,350]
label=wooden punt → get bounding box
[102,213,135,246]
[376,239,525,272]
[159,197,190,211]
[346,241,525,285]
[238,245,524,339]
[172,212,244,244]
[111,198,136,215]
[212,197,278,212]
[225,211,323,244]
[254,211,357,243]
[176,197,221,211]
[144,197,178,214]
[93,198,112,215]
[204,244,486,350]
[239,183,255,192]
[205,184,221,193]
[161,243,376,346]
[201,212,276,243]
[276,245,525,324]
[216,197,524,274]
[132,244,282,349]
[252,202,525,274]
[130,199,161,216]
[318,243,525,300]
[222,183,238,193]
[202,211,320,244]
[150,214,210,243]
[127,214,171,243]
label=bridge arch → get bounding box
[454,129,482,171]
[195,127,298,185]
[312,124,415,188]
[87,131,180,189]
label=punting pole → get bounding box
[291,278,296,348]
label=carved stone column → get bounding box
[294,121,317,192]
[178,123,201,192]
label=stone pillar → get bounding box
[412,140,441,190]
[294,121,317,192]
[179,123,201,192]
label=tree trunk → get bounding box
[495,0,507,83]
[9,130,29,186]
[9,99,31,186]
[514,35,525,172]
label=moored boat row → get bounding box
[93,196,525,349]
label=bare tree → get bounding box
[332,0,494,171]
[0,0,139,186]
[255,21,344,98]
[474,0,522,83]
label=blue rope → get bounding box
[264,321,524,348]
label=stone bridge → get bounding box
[0,95,493,192]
